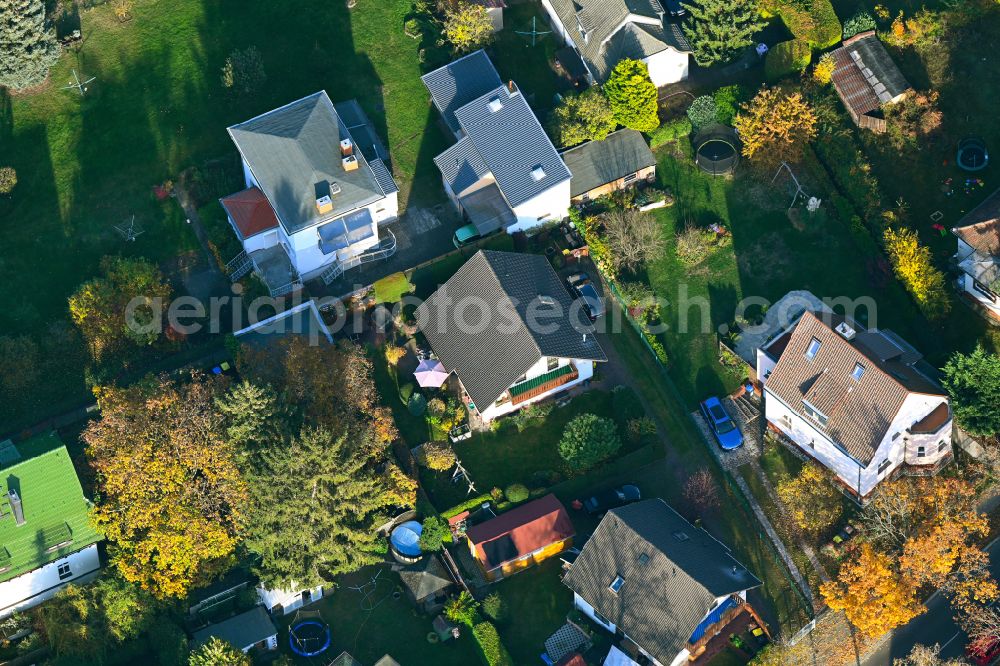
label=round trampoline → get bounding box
[289,615,331,658]
[957,138,989,172]
[389,520,423,564]
[694,125,740,176]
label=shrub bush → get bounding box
[763,0,841,48]
[473,621,514,666]
[842,11,876,39]
[713,85,743,125]
[418,515,450,552]
[626,416,657,444]
[445,591,479,626]
[441,493,493,518]
[611,385,645,422]
[0,167,16,195]
[418,441,456,471]
[220,46,266,96]
[812,52,835,84]
[648,116,693,148]
[504,483,529,503]
[686,95,718,132]
[399,383,415,402]
[765,39,811,82]
[408,392,427,416]
[558,414,622,472]
[481,592,504,622]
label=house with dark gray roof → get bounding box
[563,499,763,666]
[191,606,278,653]
[221,91,400,294]
[756,302,952,500]
[423,53,572,236]
[830,31,911,133]
[416,250,606,423]
[541,0,691,87]
[560,129,656,203]
[952,187,1000,320]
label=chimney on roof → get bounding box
[508,80,516,93]
[340,138,354,157]
[316,195,334,215]
[8,489,24,526]
[342,154,359,172]
[835,321,856,341]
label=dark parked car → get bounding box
[663,0,687,17]
[699,396,743,450]
[566,272,605,321]
[582,484,641,515]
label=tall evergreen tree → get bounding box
[941,345,1000,437]
[603,59,659,133]
[0,0,61,90]
[683,0,764,66]
[244,427,398,589]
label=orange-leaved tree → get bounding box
[733,87,817,170]
[84,375,247,599]
[820,543,925,638]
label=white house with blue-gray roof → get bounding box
[423,52,572,236]
[221,91,399,294]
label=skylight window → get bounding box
[488,96,503,113]
[531,165,546,181]
[609,576,625,594]
[805,337,822,360]
[637,553,650,565]
[851,363,865,381]
[672,531,689,542]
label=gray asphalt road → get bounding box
[863,537,1000,664]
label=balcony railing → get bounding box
[509,364,579,406]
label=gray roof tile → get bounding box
[434,137,490,196]
[453,85,571,208]
[228,91,387,234]
[192,606,277,650]
[421,50,503,135]
[416,250,605,409]
[563,499,761,664]
[547,0,689,82]
[560,129,656,197]
[369,158,398,195]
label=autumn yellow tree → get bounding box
[883,226,951,319]
[443,2,494,54]
[84,375,247,599]
[821,543,925,638]
[776,462,842,534]
[733,87,817,170]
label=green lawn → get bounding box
[491,558,574,666]
[0,0,450,430]
[277,566,480,665]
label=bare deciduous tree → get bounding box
[959,603,1000,658]
[893,642,968,666]
[603,208,665,272]
[683,468,720,517]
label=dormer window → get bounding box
[609,575,624,594]
[805,337,821,360]
[802,399,828,427]
[851,363,865,382]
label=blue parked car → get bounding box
[699,397,743,450]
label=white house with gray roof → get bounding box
[542,0,691,87]
[221,91,399,294]
[563,499,762,666]
[416,250,606,423]
[423,52,572,236]
[756,305,952,500]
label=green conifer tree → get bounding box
[683,0,764,66]
[603,59,660,133]
[0,0,61,90]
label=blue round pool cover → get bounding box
[390,520,423,557]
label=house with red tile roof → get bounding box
[465,494,574,581]
[952,187,1000,320]
[756,305,952,501]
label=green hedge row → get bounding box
[441,493,493,519]
[765,39,812,81]
[764,0,841,49]
[648,116,693,148]
[473,621,514,666]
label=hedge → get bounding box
[765,39,812,82]
[764,0,841,49]
[648,116,693,148]
[473,621,514,666]
[441,493,493,518]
